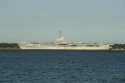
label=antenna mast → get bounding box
[59,30,62,38]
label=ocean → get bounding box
[0,50,125,83]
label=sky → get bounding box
[0,0,125,44]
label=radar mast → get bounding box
[59,30,62,38]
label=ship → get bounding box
[18,30,113,50]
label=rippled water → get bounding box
[0,50,125,83]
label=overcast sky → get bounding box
[0,0,125,43]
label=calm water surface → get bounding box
[0,50,125,83]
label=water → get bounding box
[0,50,125,83]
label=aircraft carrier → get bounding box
[18,31,113,50]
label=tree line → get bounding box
[0,43,19,48]
[111,44,125,49]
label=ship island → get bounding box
[18,30,113,50]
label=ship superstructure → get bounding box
[18,31,113,50]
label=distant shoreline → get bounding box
[0,48,125,50]
[111,49,125,50]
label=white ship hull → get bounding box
[18,44,111,50]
